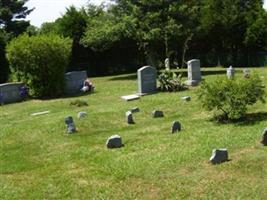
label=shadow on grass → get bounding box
[109,74,137,81]
[212,112,267,126]
[109,69,228,81]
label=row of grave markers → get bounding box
[64,109,267,164]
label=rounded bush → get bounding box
[198,74,266,121]
[6,34,71,98]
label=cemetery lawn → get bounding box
[1,67,267,200]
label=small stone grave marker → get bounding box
[243,68,250,78]
[227,66,235,79]
[65,116,76,134]
[181,96,191,102]
[126,111,135,124]
[78,111,87,119]
[260,128,267,146]
[172,121,181,133]
[106,135,123,148]
[152,110,164,118]
[130,107,140,113]
[210,149,229,164]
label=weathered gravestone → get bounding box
[152,110,164,118]
[172,121,181,133]
[106,135,123,148]
[126,111,135,124]
[130,107,140,113]
[78,111,87,119]
[260,128,267,146]
[243,68,250,78]
[138,66,157,94]
[186,59,201,86]
[227,66,235,79]
[65,116,76,134]
[65,71,87,95]
[181,96,191,102]
[165,58,170,70]
[0,82,24,104]
[210,149,229,164]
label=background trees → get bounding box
[1,0,267,82]
[0,0,33,83]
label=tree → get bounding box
[6,34,71,98]
[0,0,33,83]
[0,0,33,36]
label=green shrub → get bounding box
[6,34,71,98]
[70,99,88,107]
[198,74,266,121]
[158,70,187,92]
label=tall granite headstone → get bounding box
[0,82,24,104]
[186,59,201,86]
[138,66,157,94]
[65,71,87,95]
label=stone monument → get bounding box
[186,59,201,86]
[0,82,25,104]
[137,66,157,94]
[65,71,87,95]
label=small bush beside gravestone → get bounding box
[158,71,187,92]
[198,73,266,121]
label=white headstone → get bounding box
[137,66,157,94]
[186,59,201,86]
[227,66,235,79]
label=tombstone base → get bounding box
[185,80,200,86]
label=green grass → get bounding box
[0,67,267,199]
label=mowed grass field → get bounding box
[0,67,266,199]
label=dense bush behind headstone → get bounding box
[198,74,266,121]
[6,34,71,98]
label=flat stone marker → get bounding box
[172,121,181,133]
[210,149,229,164]
[78,111,87,119]
[65,116,76,134]
[31,111,50,116]
[126,111,135,124]
[138,66,157,94]
[227,66,235,79]
[130,107,140,113]
[152,110,164,118]
[181,96,191,102]
[260,128,267,146]
[121,94,140,101]
[186,59,201,86]
[106,135,123,148]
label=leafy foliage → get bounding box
[6,34,71,98]
[0,0,33,36]
[158,70,187,92]
[198,74,266,121]
[69,99,88,107]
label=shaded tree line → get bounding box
[1,0,267,83]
